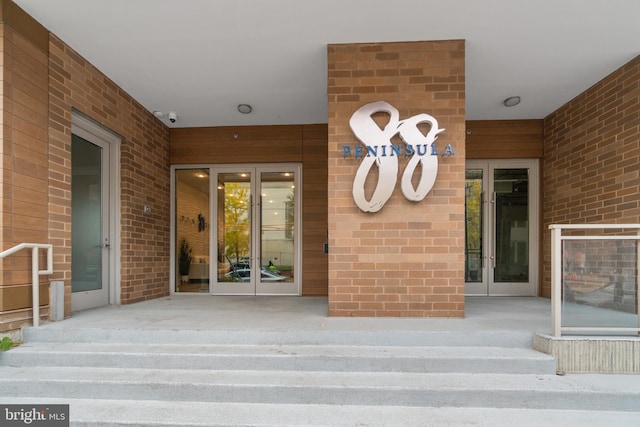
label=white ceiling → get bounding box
[13,0,640,128]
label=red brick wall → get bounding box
[0,23,50,330]
[327,40,466,317]
[48,35,171,312]
[542,55,640,297]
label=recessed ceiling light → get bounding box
[503,96,521,107]
[238,104,252,114]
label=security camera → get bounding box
[168,112,178,123]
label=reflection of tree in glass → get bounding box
[465,179,482,250]
[224,182,250,263]
[285,192,294,240]
[465,178,483,281]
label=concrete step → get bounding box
[22,325,536,347]
[2,397,639,427]
[8,321,638,425]
[0,342,556,374]
[1,366,638,412]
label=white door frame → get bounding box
[71,112,121,309]
[170,164,302,296]
[210,164,302,296]
[465,159,539,296]
[253,164,302,296]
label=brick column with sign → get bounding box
[327,40,466,317]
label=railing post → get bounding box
[32,247,40,327]
[550,226,562,337]
[46,245,53,275]
[0,243,52,327]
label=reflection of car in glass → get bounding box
[225,268,286,282]
[228,257,250,271]
[229,261,250,271]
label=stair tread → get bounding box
[1,365,638,393]
[23,327,535,347]
[6,342,553,359]
[2,397,639,426]
[2,342,557,375]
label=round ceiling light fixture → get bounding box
[238,104,253,114]
[503,96,521,107]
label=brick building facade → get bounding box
[0,1,638,331]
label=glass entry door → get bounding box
[211,165,300,295]
[465,160,539,296]
[71,131,111,310]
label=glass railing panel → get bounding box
[560,236,638,334]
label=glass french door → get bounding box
[465,160,539,296]
[172,164,301,296]
[212,165,300,295]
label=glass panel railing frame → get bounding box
[550,224,640,337]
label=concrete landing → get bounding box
[26,295,554,335]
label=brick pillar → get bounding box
[327,40,466,317]
[0,22,50,329]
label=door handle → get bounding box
[490,191,496,269]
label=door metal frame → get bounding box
[170,164,302,296]
[71,112,121,309]
[170,164,212,295]
[210,165,256,295]
[252,164,302,296]
[465,159,539,296]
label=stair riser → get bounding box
[22,328,535,348]
[2,381,636,412]
[0,352,556,374]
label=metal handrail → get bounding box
[549,224,640,337]
[0,243,54,327]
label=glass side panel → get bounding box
[494,168,529,283]
[465,169,483,282]
[71,135,103,293]
[217,172,251,283]
[175,169,210,292]
[260,171,295,283]
[562,239,639,330]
